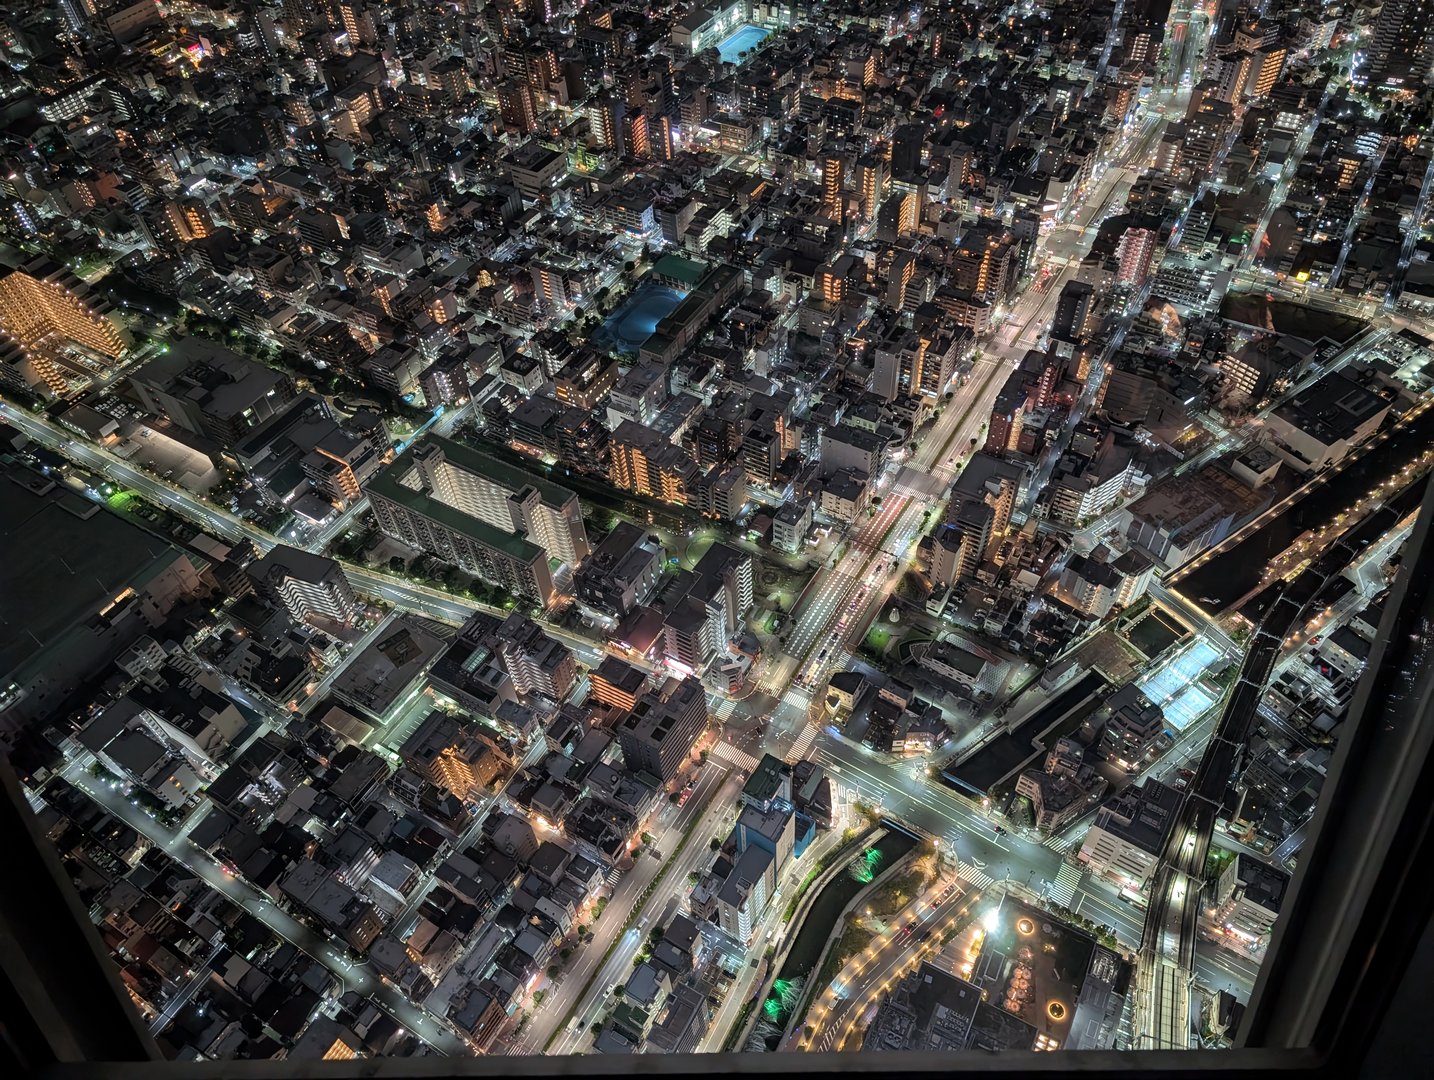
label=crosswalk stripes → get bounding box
[785,723,818,763]
[958,862,994,890]
[1044,829,1079,853]
[782,687,811,712]
[1048,862,1084,907]
[711,740,760,773]
[711,697,739,722]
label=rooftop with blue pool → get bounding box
[717,24,771,65]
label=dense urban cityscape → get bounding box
[0,0,1431,1065]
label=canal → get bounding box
[1173,405,1434,611]
[942,671,1108,797]
[749,829,918,1050]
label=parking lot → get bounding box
[111,426,221,494]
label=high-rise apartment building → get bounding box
[399,711,506,800]
[871,326,962,402]
[821,152,845,217]
[609,419,698,504]
[950,227,1020,302]
[589,94,625,153]
[621,111,651,159]
[1116,225,1160,288]
[406,436,589,566]
[589,656,648,712]
[853,155,888,220]
[246,546,357,627]
[1363,0,1434,88]
[935,453,1025,586]
[366,462,557,605]
[0,269,127,399]
[497,80,539,133]
[493,612,577,701]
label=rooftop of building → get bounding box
[1090,777,1183,855]
[1271,369,1390,445]
[417,434,579,509]
[365,459,543,564]
[0,464,192,683]
[743,753,788,806]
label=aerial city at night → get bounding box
[3,0,1434,1065]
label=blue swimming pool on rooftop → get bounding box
[591,281,687,355]
[717,24,770,65]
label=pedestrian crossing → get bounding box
[711,697,739,722]
[781,686,812,712]
[1048,862,1084,908]
[1043,829,1081,854]
[785,723,818,763]
[958,862,994,890]
[711,741,760,773]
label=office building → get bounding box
[734,802,796,873]
[616,676,707,780]
[1262,370,1390,474]
[1122,465,1272,567]
[1077,779,1184,895]
[863,961,1038,1053]
[891,122,924,179]
[1096,684,1167,769]
[1014,739,1107,834]
[573,521,665,618]
[772,500,812,554]
[1213,854,1290,947]
[1052,280,1096,343]
[231,394,387,509]
[128,338,294,448]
